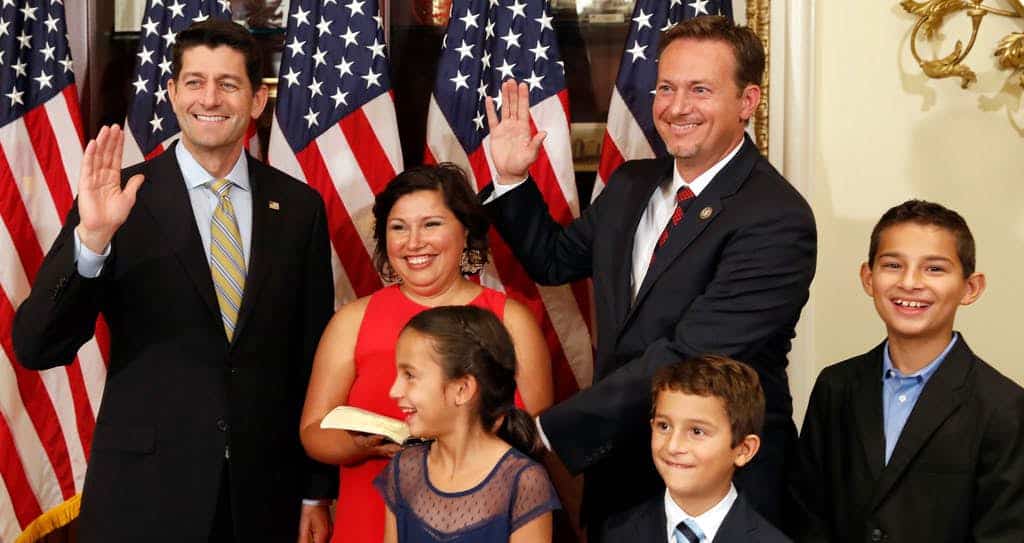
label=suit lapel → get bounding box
[231,156,274,345]
[869,337,971,509]
[850,343,886,480]
[632,495,667,540]
[712,494,756,542]
[627,136,759,327]
[138,143,221,323]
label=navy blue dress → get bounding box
[374,443,560,542]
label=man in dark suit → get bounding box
[483,16,816,537]
[791,200,1024,543]
[13,21,336,542]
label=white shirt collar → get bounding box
[665,484,738,542]
[174,141,250,192]
[668,137,744,197]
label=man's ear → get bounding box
[733,434,760,468]
[738,84,761,122]
[250,83,269,120]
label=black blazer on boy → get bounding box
[603,491,792,543]
[791,336,1024,543]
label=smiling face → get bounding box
[650,389,757,516]
[385,189,469,295]
[652,39,759,180]
[389,329,460,438]
[167,45,267,165]
[861,222,985,348]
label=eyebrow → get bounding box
[877,251,954,263]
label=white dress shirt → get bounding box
[629,141,741,300]
[665,484,738,542]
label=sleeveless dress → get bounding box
[331,284,523,543]
[374,443,561,542]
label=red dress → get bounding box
[331,284,523,543]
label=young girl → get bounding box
[375,306,560,543]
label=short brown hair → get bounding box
[171,19,263,91]
[868,200,976,277]
[372,163,489,282]
[658,15,765,92]
[651,355,765,447]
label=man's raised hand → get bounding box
[486,79,547,185]
[76,125,145,253]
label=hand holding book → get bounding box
[320,405,411,445]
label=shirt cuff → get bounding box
[74,229,110,278]
[535,416,552,451]
[301,499,331,506]
[482,176,528,204]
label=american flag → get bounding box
[0,1,105,540]
[591,0,733,200]
[425,0,594,398]
[121,0,244,165]
[268,0,403,305]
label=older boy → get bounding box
[603,355,790,542]
[792,200,1024,542]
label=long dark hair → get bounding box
[403,306,542,459]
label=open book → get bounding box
[320,406,411,444]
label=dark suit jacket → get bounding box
[12,144,337,542]
[603,491,792,543]
[485,135,816,532]
[791,336,1024,543]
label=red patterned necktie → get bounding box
[650,185,695,265]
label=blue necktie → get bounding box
[673,519,702,543]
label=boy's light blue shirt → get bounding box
[881,333,958,464]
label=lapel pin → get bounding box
[699,206,713,220]
[268,201,280,210]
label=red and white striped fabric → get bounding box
[1,28,108,543]
[268,93,403,306]
[267,0,404,307]
[591,87,656,201]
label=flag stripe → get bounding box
[25,107,74,220]
[295,141,381,298]
[24,106,74,218]
[0,407,43,531]
[61,86,86,147]
[338,110,396,196]
[1,294,76,500]
[0,147,46,282]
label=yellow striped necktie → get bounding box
[208,178,246,341]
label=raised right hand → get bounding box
[76,124,145,253]
[351,433,402,459]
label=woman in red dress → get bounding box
[299,164,553,543]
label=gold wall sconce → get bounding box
[902,0,1024,89]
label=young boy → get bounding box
[602,355,791,542]
[792,200,1024,542]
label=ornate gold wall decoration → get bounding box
[748,0,770,156]
[902,0,1024,89]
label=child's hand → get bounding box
[351,433,402,458]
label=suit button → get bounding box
[216,419,229,432]
[870,528,884,542]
